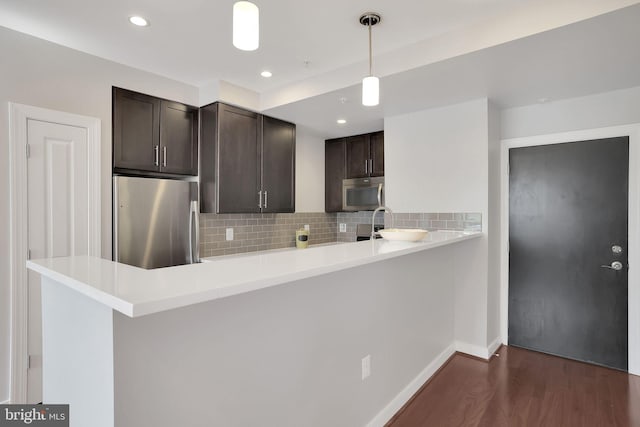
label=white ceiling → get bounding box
[265,2,640,137]
[0,0,525,90]
[1,0,640,136]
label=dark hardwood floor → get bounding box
[387,345,640,427]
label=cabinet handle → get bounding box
[264,190,268,209]
[162,146,167,167]
[365,160,368,174]
[369,159,373,174]
[258,190,263,209]
[154,146,159,166]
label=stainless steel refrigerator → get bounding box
[113,176,200,269]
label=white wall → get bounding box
[0,26,200,402]
[501,85,640,139]
[384,99,495,353]
[295,126,325,213]
[199,80,260,111]
[487,103,502,344]
[384,99,489,218]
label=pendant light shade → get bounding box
[233,1,259,51]
[362,76,379,107]
[360,13,381,106]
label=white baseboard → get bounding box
[454,341,490,359]
[366,344,456,427]
[487,337,503,357]
[454,337,503,360]
[1,400,9,404]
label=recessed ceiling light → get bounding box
[129,16,149,27]
[337,119,347,125]
[261,70,272,78]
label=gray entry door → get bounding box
[508,137,629,371]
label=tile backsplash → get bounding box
[386,212,482,232]
[199,212,337,257]
[200,211,482,257]
[336,211,482,242]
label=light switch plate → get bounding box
[339,223,347,233]
[226,228,233,241]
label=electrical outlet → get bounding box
[304,224,310,231]
[361,355,371,380]
[339,223,347,233]
[225,228,234,241]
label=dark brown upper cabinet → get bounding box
[113,87,198,176]
[113,88,160,173]
[200,102,296,214]
[325,138,346,213]
[159,101,199,175]
[261,116,296,213]
[369,131,384,177]
[345,131,384,178]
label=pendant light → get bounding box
[233,1,259,51]
[360,13,381,106]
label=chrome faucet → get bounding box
[371,206,394,240]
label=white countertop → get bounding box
[27,230,481,318]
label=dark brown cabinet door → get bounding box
[346,134,371,178]
[160,101,198,175]
[370,131,384,177]
[113,87,160,172]
[199,103,217,213]
[217,104,260,213]
[261,116,295,213]
[325,138,346,212]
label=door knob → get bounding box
[600,261,624,271]
[612,245,623,254]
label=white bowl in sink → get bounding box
[379,228,429,242]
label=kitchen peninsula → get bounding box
[27,231,483,427]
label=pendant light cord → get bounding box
[368,23,373,77]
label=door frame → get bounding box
[500,124,640,376]
[8,102,102,403]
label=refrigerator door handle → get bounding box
[189,200,200,264]
[113,177,119,262]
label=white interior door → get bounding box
[27,119,89,403]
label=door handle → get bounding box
[365,160,368,175]
[162,146,167,167]
[264,190,268,209]
[258,190,262,209]
[601,261,624,271]
[154,146,159,166]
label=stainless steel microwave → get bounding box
[342,177,384,211]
